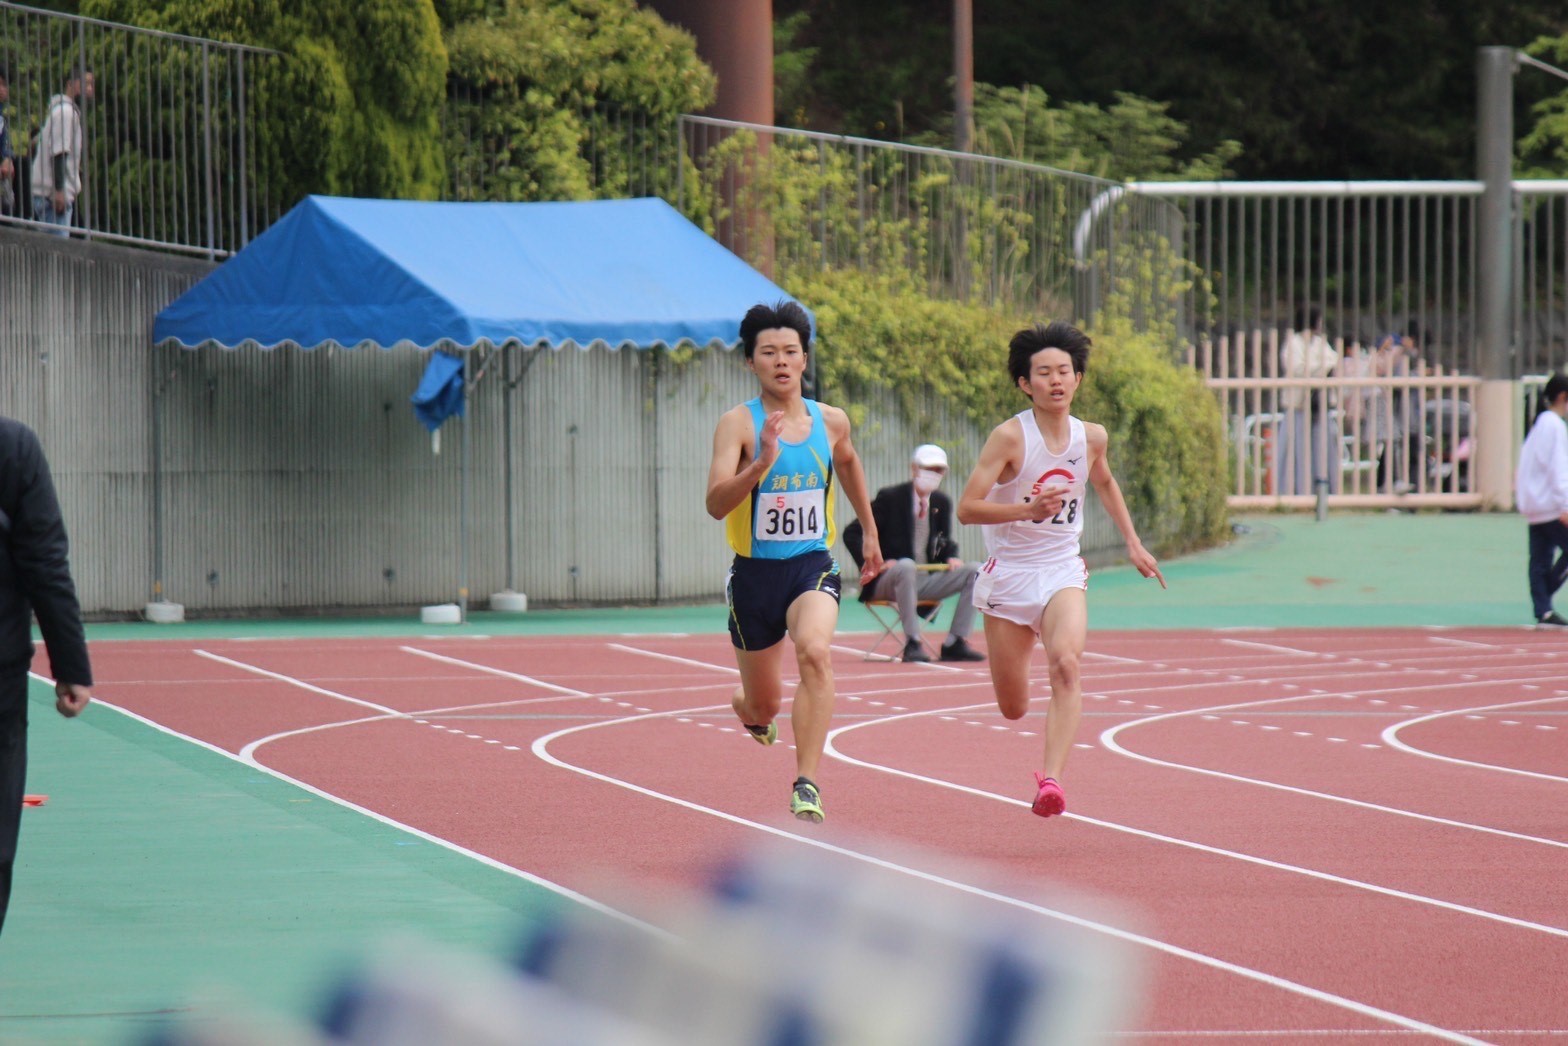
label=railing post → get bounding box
[202,41,216,258]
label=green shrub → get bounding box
[787,266,1228,558]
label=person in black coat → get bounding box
[0,416,92,935]
[843,444,985,663]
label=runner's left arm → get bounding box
[824,406,882,584]
[1085,423,1166,589]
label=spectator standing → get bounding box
[0,415,93,935]
[842,443,986,664]
[1515,373,1568,627]
[31,65,93,237]
[1277,305,1340,496]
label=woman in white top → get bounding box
[1277,304,1340,496]
[1516,372,1568,626]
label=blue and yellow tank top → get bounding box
[725,398,836,559]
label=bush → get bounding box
[787,266,1228,558]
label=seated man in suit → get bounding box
[843,444,985,663]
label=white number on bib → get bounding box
[756,489,826,543]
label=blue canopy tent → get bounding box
[152,195,807,618]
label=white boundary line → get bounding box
[530,700,1487,1044]
[1383,694,1568,783]
[28,668,649,933]
[1099,693,1568,849]
[823,704,1568,940]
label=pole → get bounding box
[460,348,471,621]
[953,0,973,153]
[1475,47,1517,509]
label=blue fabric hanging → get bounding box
[411,351,465,432]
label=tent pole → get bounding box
[150,346,164,602]
[460,348,471,623]
[502,344,515,592]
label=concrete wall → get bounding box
[1,226,1119,617]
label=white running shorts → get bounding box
[971,556,1089,633]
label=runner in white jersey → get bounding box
[957,321,1165,819]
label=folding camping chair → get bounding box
[858,563,949,661]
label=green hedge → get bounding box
[788,267,1228,558]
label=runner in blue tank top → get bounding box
[706,301,882,823]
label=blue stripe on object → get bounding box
[964,942,1045,1046]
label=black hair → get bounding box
[1541,373,1568,416]
[1007,321,1091,385]
[739,300,812,359]
[1295,304,1323,332]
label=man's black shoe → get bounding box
[901,637,932,663]
[1539,611,1568,627]
[939,637,986,662]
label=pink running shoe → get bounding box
[1031,773,1066,818]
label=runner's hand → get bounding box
[859,536,883,587]
[1129,543,1166,589]
[757,410,785,473]
[1022,484,1067,522]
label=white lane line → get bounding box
[1098,694,1568,850]
[828,643,968,671]
[1426,636,1503,650]
[1383,694,1568,784]
[531,701,1487,1045]
[27,669,651,933]
[607,643,741,674]
[827,703,1568,939]
[1221,639,1323,657]
[1084,650,1145,664]
[400,646,594,695]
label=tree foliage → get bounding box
[944,83,1242,182]
[82,0,448,203]
[443,0,714,201]
[789,264,1228,558]
[777,0,1568,181]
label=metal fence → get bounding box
[0,0,281,257]
[675,115,1183,330]
[1147,179,1568,380]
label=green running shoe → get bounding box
[744,722,778,746]
[790,777,824,823]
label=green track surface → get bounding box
[0,512,1531,1042]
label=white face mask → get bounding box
[913,469,943,495]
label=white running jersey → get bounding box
[981,412,1088,567]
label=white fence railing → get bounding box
[1209,374,1480,509]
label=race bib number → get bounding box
[756,489,826,543]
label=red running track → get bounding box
[70,627,1568,1044]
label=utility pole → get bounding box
[1475,46,1517,510]
[953,0,973,152]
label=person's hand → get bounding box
[946,556,964,570]
[52,188,66,214]
[0,157,13,180]
[757,410,785,473]
[1022,484,1068,523]
[1128,542,1167,589]
[859,535,884,588]
[55,682,91,718]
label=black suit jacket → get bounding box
[0,417,91,685]
[843,481,959,600]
